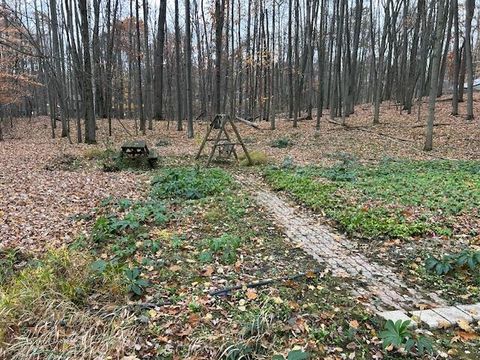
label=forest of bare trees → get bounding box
[0,0,479,149]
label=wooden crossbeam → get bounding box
[195,114,252,166]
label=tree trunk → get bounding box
[452,0,460,115]
[154,0,167,120]
[78,0,96,143]
[185,0,194,138]
[174,0,183,130]
[424,0,447,151]
[214,0,226,119]
[143,0,153,130]
[465,0,475,120]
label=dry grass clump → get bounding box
[83,147,108,160]
[1,300,139,360]
[0,248,134,359]
[240,150,269,166]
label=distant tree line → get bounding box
[0,0,477,150]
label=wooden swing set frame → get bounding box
[195,114,252,166]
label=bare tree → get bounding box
[425,0,448,151]
[185,0,194,137]
[465,0,475,120]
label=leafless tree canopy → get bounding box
[0,0,477,149]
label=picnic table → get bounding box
[121,140,158,167]
[121,140,149,156]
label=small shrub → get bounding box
[101,151,155,172]
[425,249,480,275]
[44,154,81,171]
[102,156,121,172]
[199,234,242,264]
[271,137,293,149]
[456,249,480,270]
[124,267,150,296]
[84,148,114,160]
[425,255,455,275]
[91,216,116,243]
[155,139,171,147]
[320,154,358,182]
[379,320,432,355]
[239,150,269,166]
[281,156,295,169]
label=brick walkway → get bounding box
[238,174,480,328]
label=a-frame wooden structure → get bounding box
[195,114,252,166]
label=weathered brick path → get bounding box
[238,174,480,328]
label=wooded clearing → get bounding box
[1,0,480,359]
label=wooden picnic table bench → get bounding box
[121,140,149,156]
[121,140,158,167]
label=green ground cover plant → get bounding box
[265,159,480,240]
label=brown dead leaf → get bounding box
[201,265,214,277]
[246,288,258,300]
[349,320,360,329]
[457,319,475,333]
[417,303,432,310]
[438,320,452,329]
[169,265,182,272]
[188,313,200,327]
[177,326,193,337]
[457,330,480,341]
[346,341,356,350]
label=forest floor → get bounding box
[0,98,479,359]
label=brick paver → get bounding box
[239,174,480,329]
[238,174,446,313]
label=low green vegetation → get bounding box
[0,248,128,348]
[198,234,243,265]
[272,350,310,360]
[102,152,156,172]
[83,147,115,160]
[45,153,82,171]
[83,147,159,172]
[3,164,479,358]
[380,320,432,356]
[151,166,233,199]
[265,159,480,240]
[425,249,480,275]
[271,137,294,149]
[155,139,171,147]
